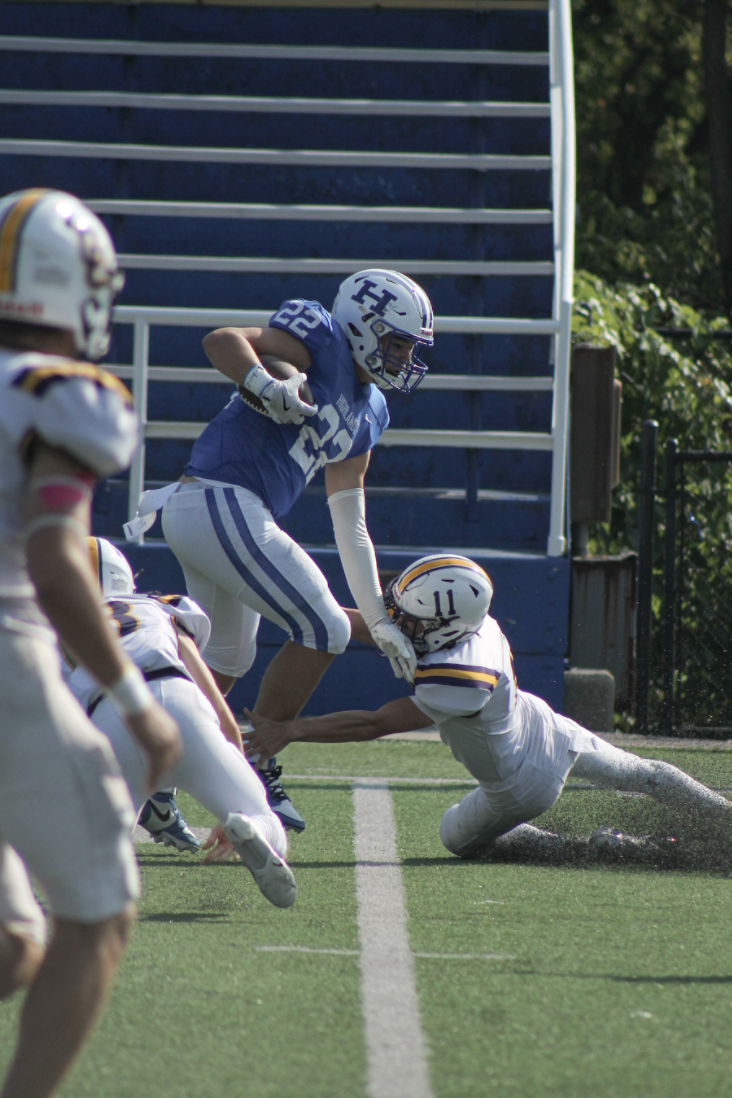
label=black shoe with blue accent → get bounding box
[138,792,201,853]
[257,757,305,832]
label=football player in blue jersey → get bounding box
[127,270,434,832]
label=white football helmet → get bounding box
[0,188,124,361]
[384,554,493,655]
[331,268,433,393]
[88,537,135,596]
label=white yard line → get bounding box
[257,945,360,956]
[254,945,513,961]
[353,778,435,1098]
[288,774,476,785]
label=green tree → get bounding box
[572,0,729,313]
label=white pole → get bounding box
[547,0,576,557]
[127,318,149,543]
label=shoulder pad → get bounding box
[12,360,132,406]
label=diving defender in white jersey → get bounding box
[242,555,732,859]
[65,538,295,908]
[0,189,179,1098]
[127,269,434,830]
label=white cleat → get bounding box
[224,812,296,909]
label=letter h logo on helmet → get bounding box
[350,279,398,317]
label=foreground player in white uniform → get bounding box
[65,539,295,907]
[126,269,433,830]
[0,189,179,1098]
[243,555,732,859]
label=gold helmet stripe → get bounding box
[395,556,491,597]
[0,189,50,293]
[87,536,102,589]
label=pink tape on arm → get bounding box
[31,475,94,512]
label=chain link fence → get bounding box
[660,443,732,735]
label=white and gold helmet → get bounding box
[332,268,433,393]
[0,188,124,361]
[88,537,135,596]
[384,554,493,655]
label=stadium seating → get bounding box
[0,1,572,710]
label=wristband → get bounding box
[107,663,154,718]
[243,363,274,399]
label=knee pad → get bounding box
[326,606,351,655]
[300,595,351,655]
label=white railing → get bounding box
[547,0,576,557]
[87,201,554,225]
[0,36,549,65]
[110,308,560,532]
[0,138,550,173]
[0,89,550,118]
[2,16,573,556]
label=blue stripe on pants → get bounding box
[223,487,330,652]
[205,489,305,644]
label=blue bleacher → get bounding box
[0,1,570,713]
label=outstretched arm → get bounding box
[326,456,417,683]
[243,696,432,760]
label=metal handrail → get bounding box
[0,36,549,65]
[546,0,575,557]
[111,306,561,334]
[104,364,555,391]
[90,200,554,224]
[0,138,551,172]
[0,89,551,118]
[116,255,554,277]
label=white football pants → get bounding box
[162,482,350,677]
[92,676,287,858]
[440,737,731,858]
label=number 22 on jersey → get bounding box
[288,404,353,482]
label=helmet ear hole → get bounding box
[348,322,362,337]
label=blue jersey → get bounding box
[185,300,389,520]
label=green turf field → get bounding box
[2,738,732,1097]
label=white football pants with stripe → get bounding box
[440,737,731,858]
[92,675,287,858]
[162,482,350,678]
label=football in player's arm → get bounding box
[242,555,732,862]
[130,269,434,832]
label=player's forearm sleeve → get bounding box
[327,487,386,630]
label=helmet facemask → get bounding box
[384,577,467,656]
[363,319,429,394]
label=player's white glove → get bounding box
[243,363,318,425]
[370,618,418,685]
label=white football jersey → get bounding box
[412,617,594,784]
[0,348,138,597]
[67,593,210,713]
[412,617,524,784]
